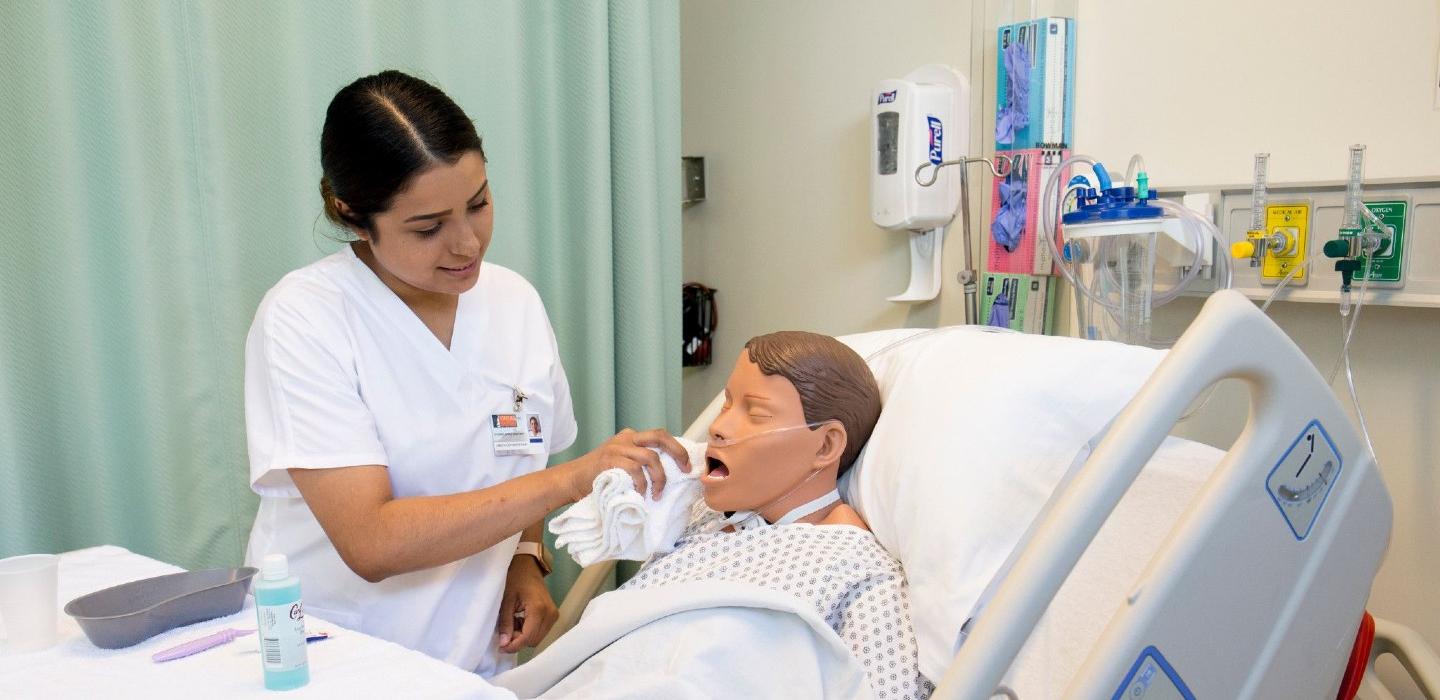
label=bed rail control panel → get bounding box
[1265,420,1344,541]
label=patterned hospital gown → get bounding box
[621,508,934,700]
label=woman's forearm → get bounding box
[291,428,682,583]
[293,461,582,583]
[361,466,576,581]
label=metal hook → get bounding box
[913,154,1013,188]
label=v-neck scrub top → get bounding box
[243,245,576,676]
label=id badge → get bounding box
[492,412,546,456]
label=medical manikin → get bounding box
[620,332,934,699]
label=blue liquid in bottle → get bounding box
[254,554,310,690]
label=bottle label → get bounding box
[257,601,307,672]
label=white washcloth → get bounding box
[549,437,706,567]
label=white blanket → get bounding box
[492,581,874,699]
[1001,436,1223,697]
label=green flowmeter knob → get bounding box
[1334,259,1362,290]
[1323,239,1353,258]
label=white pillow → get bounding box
[835,326,1167,680]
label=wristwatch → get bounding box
[513,541,553,577]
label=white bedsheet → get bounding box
[493,581,874,699]
[1000,435,1224,697]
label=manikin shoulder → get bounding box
[821,502,870,531]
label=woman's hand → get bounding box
[560,428,691,501]
[497,554,558,654]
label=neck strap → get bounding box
[723,488,841,530]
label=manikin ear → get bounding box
[811,422,848,472]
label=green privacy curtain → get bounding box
[0,0,681,600]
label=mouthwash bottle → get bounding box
[254,553,310,690]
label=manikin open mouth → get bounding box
[705,455,730,479]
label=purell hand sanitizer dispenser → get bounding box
[871,64,968,302]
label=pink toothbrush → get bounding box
[151,628,254,662]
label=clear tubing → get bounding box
[1250,153,1270,231]
[1089,204,1208,308]
[709,420,834,448]
[1187,248,1288,420]
[1260,259,1309,312]
[1359,204,1392,254]
[1042,155,1220,318]
[1334,270,1379,466]
[1360,205,1387,237]
[723,465,829,527]
[1343,145,1366,230]
[1178,381,1219,422]
[1042,155,1117,313]
[1328,269,1371,386]
[1123,154,1147,187]
[1155,198,1232,293]
[1343,325,1380,469]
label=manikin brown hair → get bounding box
[743,332,882,474]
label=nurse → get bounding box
[242,70,686,677]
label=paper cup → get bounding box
[0,554,60,653]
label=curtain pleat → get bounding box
[0,0,680,603]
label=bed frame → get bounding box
[936,290,1391,698]
[542,291,1426,699]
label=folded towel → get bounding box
[549,438,706,567]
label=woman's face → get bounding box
[357,151,493,298]
[701,351,826,513]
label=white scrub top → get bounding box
[243,245,576,677]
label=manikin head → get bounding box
[701,332,882,522]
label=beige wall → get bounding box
[682,0,1439,692]
[1073,0,1440,189]
[679,0,983,421]
[1074,0,1440,695]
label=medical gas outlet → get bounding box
[1230,203,1311,285]
[1330,200,1409,288]
[1324,146,1408,292]
[1230,154,1310,285]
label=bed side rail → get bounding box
[935,290,1392,699]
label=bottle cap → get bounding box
[262,553,289,581]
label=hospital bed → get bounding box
[544,290,1435,699]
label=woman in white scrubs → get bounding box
[243,70,686,677]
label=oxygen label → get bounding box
[1354,200,1407,283]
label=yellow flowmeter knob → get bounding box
[1231,241,1256,259]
